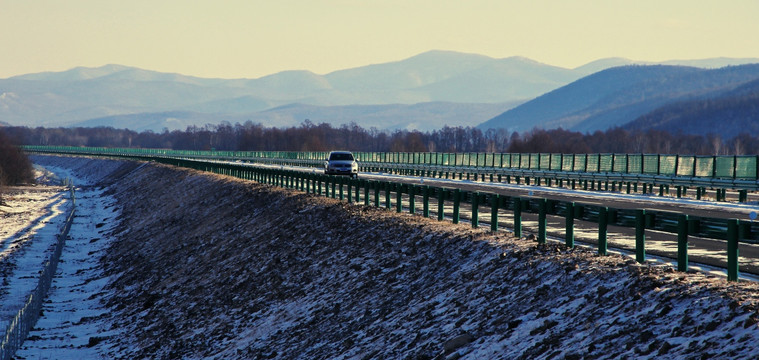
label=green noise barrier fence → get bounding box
[28,149,749,282]
[23,147,759,203]
[22,146,759,179]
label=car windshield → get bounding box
[330,153,354,161]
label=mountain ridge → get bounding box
[478,63,759,134]
[2,50,758,132]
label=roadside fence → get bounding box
[0,186,76,360]
[23,146,759,202]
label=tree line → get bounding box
[0,131,34,201]
[2,121,758,155]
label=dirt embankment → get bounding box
[37,156,759,359]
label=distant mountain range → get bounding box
[1,50,758,133]
[478,63,759,135]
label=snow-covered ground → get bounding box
[3,158,134,359]
[2,155,759,359]
[0,186,69,322]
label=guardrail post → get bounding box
[471,192,480,228]
[598,207,608,255]
[339,177,345,200]
[727,219,740,281]
[396,184,403,213]
[538,198,547,244]
[346,178,352,202]
[677,214,689,272]
[739,190,748,203]
[491,194,499,232]
[409,185,416,215]
[374,182,380,207]
[452,189,461,224]
[423,186,430,218]
[437,188,446,221]
[385,182,392,209]
[566,202,575,248]
[364,180,370,206]
[635,209,646,263]
[514,197,522,238]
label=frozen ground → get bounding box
[2,155,759,359]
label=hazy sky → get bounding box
[2,0,758,79]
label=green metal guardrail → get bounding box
[21,146,759,179]
[26,147,753,281]
[23,146,759,203]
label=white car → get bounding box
[324,151,358,178]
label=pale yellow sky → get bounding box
[2,0,758,79]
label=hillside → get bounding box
[478,63,759,134]
[18,155,759,359]
[624,78,759,138]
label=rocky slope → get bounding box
[29,156,759,359]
